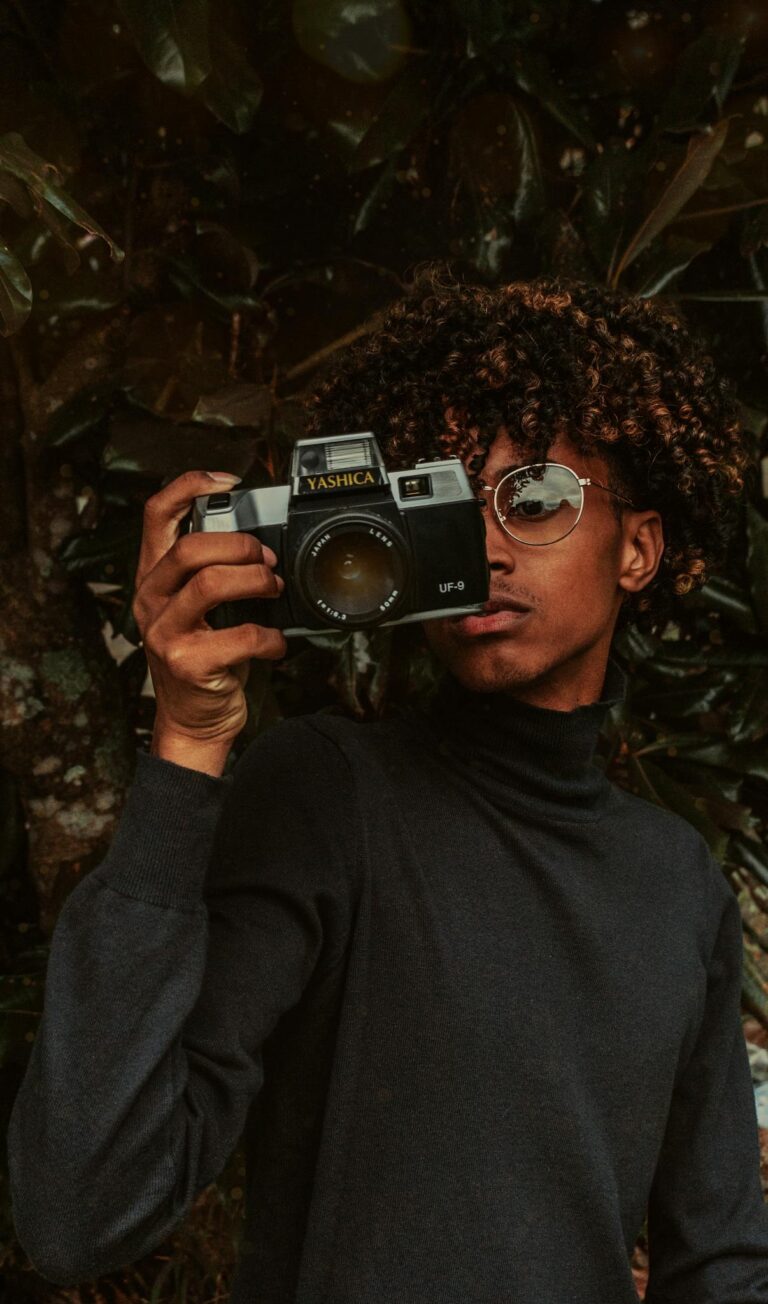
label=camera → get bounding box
[184,431,489,637]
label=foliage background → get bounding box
[1,0,768,1298]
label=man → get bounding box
[9,266,768,1303]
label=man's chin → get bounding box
[421,618,533,693]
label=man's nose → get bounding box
[482,505,518,570]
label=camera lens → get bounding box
[314,534,393,614]
[300,517,407,625]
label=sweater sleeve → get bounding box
[644,883,768,1303]
[6,716,359,1287]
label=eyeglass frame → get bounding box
[475,460,640,546]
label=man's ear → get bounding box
[617,512,665,597]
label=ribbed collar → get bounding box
[414,654,628,821]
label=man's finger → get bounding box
[136,470,242,584]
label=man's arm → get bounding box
[6,716,359,1287]
[644,880,768,1302]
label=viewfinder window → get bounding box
[399,475,431,499]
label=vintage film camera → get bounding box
[184,431,489,637]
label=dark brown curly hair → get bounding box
[300,260,753,638]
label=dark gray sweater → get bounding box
[7,655,768,1302]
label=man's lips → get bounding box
[481,596,532,615]
[450,596,532,621]
[449,594,534,636]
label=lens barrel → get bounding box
[296,515,408,627]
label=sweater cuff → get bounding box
[92,747,234,911]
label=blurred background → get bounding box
[1,0,768,1298]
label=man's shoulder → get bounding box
[609,780,726,896]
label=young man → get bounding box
[8,267,768,1303]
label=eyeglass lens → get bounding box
[495,464,582,544]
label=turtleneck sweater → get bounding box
[8,654,768,1302]
[418,653,625,818]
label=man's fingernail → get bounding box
[206,471,242,483]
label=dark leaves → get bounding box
[608,117,733,288]
[0,242,32,335]
[116,0,212,93]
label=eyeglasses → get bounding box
[476,462,639,546]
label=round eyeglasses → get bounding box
[476,462,639,546]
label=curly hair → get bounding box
[300,260,753,638]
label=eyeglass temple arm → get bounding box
[582,477,638,507]
[477,476,638,509]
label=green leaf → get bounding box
[351,155,398,236]
[687,573,759,635]
[330,633,367,718]
[580,142,642,270]
[614,622,661,664]
[657,755,743,804]
[120,302,231,417]
[609,117,732,288]
[507,98,547,226]
[192,383,272,428]
[731,832,768,890]
[292,0,412,85]
[349,63,433,173]
[633,233,714,297]
[37,197,82,274]
[0,173,32,218]
[632,678,731,719]
[726,665,768,744]
[367,627,395,715]
[692,790,760,838]
[0,132,123,263]
[199,27,263,133]
[470,196,514,278]
[57,517,143,578]
[0,240,32,335]
[504,47,596,150]
[448,0,529,54]
[675,738,768,784]
[450,90,547,232]
[42,382,116,450]
[656,27,746,132]
[164,253,264,314]
[101,413,251,479]
[116,0,211,92]
[642,645,768,670]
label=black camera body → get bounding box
[185,431,489,636]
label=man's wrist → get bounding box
[149,728,233,778]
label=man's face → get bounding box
[421,425,664,705]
